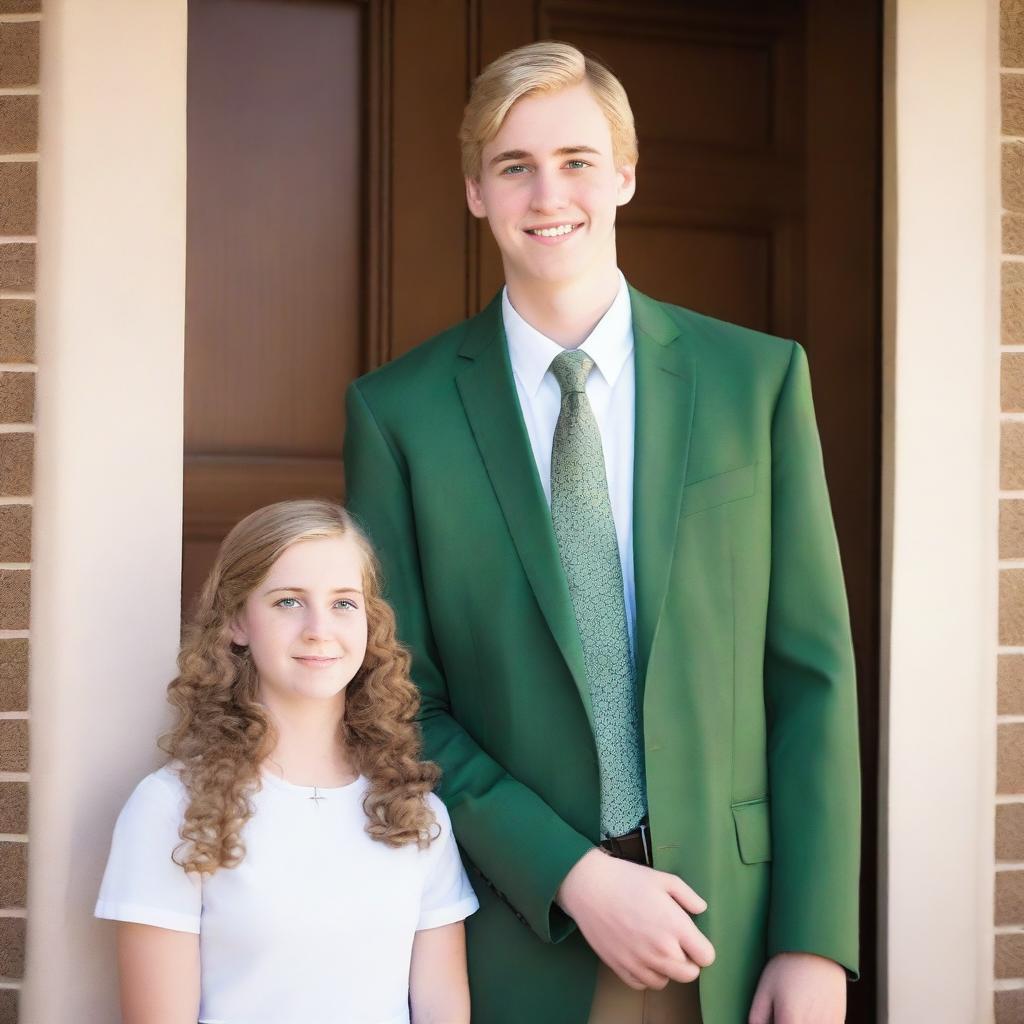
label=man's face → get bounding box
[465,83,636,288]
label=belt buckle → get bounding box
[639,820,652,866]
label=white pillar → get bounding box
[882,0,999,1020]
[25,2,187,1019]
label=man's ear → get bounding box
[616,162,637,207]
[465,177,488,219]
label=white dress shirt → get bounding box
[502,272,636,649]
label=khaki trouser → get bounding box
[587,961,703,1024]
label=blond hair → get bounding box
[459,41,638,179]
[162,499,440,874]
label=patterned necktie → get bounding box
[549,349,647,838]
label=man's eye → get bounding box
[566,159,589,170]
[501,164,529,175]
[274,597,300,608]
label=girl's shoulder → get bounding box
[150,762,186,788]
[422,790,448,818]
[117,763,188,821]
[422,791,455,841]
[142,762,187,796]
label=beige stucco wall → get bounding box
[23,1,187,1020]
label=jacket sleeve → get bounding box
[763,342,861,977]
[343,380,594,943]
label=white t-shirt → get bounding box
[95,766,478,1024]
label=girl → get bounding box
[95,500,477,1024]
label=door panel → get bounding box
[618,223,773,329]
[547,2,805,340]
[183,0,364,608]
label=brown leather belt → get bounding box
[600,818,652,867]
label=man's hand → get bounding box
[748,952,846,1024]
[555,848,715,990]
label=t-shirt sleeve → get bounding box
[417,795,479,931]
[94,770,202,934]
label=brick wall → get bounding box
[0,2,37,1022]
[1000,4,1024,1022]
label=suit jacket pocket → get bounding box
[681,463,756,517]
[732,797,771,864]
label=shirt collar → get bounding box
[502,271,634,399]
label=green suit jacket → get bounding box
[343,286,860,1024]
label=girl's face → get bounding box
[231,534,369,710]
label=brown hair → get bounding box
[459,40,638,179]
[161,499,439,874]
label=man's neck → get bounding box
[504,263,622,348]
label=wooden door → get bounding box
[184,2,880,1019]
[183,0,364,606]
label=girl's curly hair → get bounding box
[160,499,440,874]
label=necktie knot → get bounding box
[550,350,595,397]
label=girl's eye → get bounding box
[334,599,358,610]
[274,597,300,608]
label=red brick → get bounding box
[1004,0,1024,67]
[0,505,29,562]
[0,842,26,905]
[0,163,35,236]
[0,96,36,155]
[0,917,24,977]
[0,639,27,711]
[0,988,16,1024]
[1005,261,1024,342]
[0,720,27,773]
[997,988,1024,1024]
[999,723,1024,794]
[0,300,33,361]
[0,22,37,88]
[996,869,1024,924]
[0,570,28,631]
[1000,570,1024,644]
[0,782,27,834]
[0,372,34,424]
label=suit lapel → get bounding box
[455,296,593,724]
[630,287,696,694]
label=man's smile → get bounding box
[524,222,583,241]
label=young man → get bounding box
[344,42,860,1024]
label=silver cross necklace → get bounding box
[267,758,328,808]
